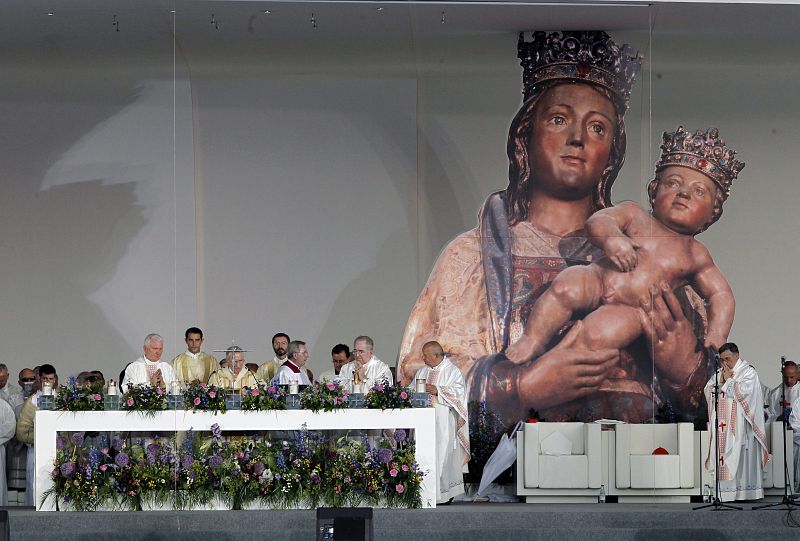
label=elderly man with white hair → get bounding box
[337,335,393,393]
[122,333,178,389]
[0,364,22,410]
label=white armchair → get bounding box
[615,423,694,492]
[516,422,602,502]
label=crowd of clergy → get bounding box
[0,327,470,507]
[0,333,796,507]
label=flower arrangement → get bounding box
[183,382,227,414]
[120,384,168,415]
[55,377,104,412]
[299,382,349,413]
[365,381,413,410]
[46,425,425,510]
[43,432,117,511]
[241,383,287,411]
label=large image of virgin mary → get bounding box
[397,31,712,430]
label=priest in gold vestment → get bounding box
[171,327,218,386]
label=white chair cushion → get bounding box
[630,455,681,488]
[540,423,585,454]
[539,455,589,488]
[540,431,573,456]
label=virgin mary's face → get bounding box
[528,83,616,202]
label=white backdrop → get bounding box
[0,2,797,391]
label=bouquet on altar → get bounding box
[241,383,287,411]
[299,381,349,413]
[45,424,426,511]
[55,377,104,412]
[365,380,413,410]
[183,382,227,414]
[120,383,168,414]
[43,431,117,511]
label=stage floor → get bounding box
[6,502,800,541]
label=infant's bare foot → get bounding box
[505,336,541,364]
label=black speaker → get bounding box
[316,507,373,541]
[0,510,9,541]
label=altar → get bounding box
[34,408,437,510]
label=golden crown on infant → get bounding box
[655,126,745,199]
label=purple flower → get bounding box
[211,423,222,439]
[311,473,321,483]
[253,462,265,475]
[71,432,85,446]
[394,429,407,443]
[92,394,102,401]
[251,388,260,397]
[209,455,223,468]
[181,454,194,469]
[111,436,123,451]
[114,452,129,468]
[56,436,66,450]
[378,448,393,464]
[60,462,75,477]
[326,382,336,391]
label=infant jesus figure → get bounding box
[506,126,745,365]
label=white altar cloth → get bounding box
[34,408,437,510]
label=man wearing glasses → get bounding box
[337,336,393,393]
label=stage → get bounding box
[6,502,800,540]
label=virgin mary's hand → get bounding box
[638,283,703,386]
[517,321,619,410]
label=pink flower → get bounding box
[100,465,108,471]
[92,394,102,401]
[193,397,201,405]
[389,468,398,477]
[326,382,336,391]
[199,383,207,388]
[343,390,350,396]
[208,391,217,399]
[251,389,260,396]
[126,398,134,407]
[395,483,405,494]
[156,387,163,395]
[402,464,409,472]
[400,391,408,400]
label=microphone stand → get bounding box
[753,356,799,511]
[694,352,741,511]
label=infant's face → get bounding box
[652,166,718,235]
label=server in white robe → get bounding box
[0,398,17,506]
[785,385,800,491]
[337,335,393,393]
[704,343,769,501]
[272,341,312,386]
[414,341,470,504]
[767,360,798,422]
[122,333,178,390]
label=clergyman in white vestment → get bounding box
[272,341,312,386]
[767,360,798,422]
[122,333,178,390]
[336,336,393,393]
[704,343,769,501]
[414,341,470,504]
